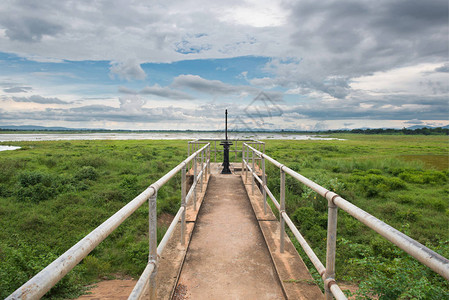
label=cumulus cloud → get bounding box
[109,59,146,81]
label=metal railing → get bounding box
[189,138,264,163]
[242,143,449,300]
[7,143,211,300]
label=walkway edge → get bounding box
[242,175,324,300]
[155,173,210,299]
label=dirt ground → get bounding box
[77,280,137,300]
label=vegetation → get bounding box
[0,134,447,299]
[263,134,448,299]
[0,140,186,299]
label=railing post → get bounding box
[325,196,338,300]
[280,168,285,253]
[207,144,211,175]
[214,140,217,162]
[200,149,203,193]
[251,150,255,195]
[244,144,248,183]
[193,155,197,210]
[234,140,237,161]
[262,156,267,214]
[149,191,158,300]
[241,142,244,174]
[181,166,186,246]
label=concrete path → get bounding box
[175,174,285,300]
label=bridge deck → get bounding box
[175,173,285,299]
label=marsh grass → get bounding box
[264,134,448,298]
[0,135,447,298]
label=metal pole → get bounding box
[252,150,255,195]
[214,140,217,162]
[193,155,197,210]
[245,145,248,183]
[200,150,203,193]
[181,166,186,246]
[325,197,338,300]
[207,145,211,175]
[149,191,158,300]
[280,168,285,253]
[262,156,267,215]
[235,140,237,161]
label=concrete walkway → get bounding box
[175,174,285,300]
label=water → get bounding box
[0,132,343,142]
[0,145,21,151]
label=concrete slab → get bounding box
[175,174,285,299]
[243,177,323,299]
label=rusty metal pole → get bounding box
[181,166,186,246]
[325,196,338,300]
[148,191,158,300]
[280,168,285,253]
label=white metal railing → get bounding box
[243,143,449,300]
[7,143,211,300]
[189,138,264,163]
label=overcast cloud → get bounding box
[0,0,447,130]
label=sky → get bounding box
[0,0,448,131]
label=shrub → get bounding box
[74,166,99,181]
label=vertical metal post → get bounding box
[280,169,285,253]
[241,143,244,174]
[214,140,217,162]
[325,198,338,300]
[207,145,211,175]
[262,156,267,214]
[251,150,255,195]
[149,191,158,300]
[245,145,248,183]
[234,140,237,161]
[193,155,197,210]
[263,143,265,154]
[181,166,186,246]
[200,150,203,192]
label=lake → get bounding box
[0,132,343,142]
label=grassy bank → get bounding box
[0,135,448,299]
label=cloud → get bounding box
[109,59,146,81]
[118,85,194,100]
[404,119,424,125]
[3,86,32,93]
[172,74,256,95]
[1,16,63,42]
[11,95,70,104]
[140,84,194,100]
[435,63,449,73]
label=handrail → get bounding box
[7,143,211,300]
[129,147,210,299]
[243,143,449,300]
[189,138,264,163]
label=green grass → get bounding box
[0,140,187,299]
[0,135,448,299]
[262,134,448,298]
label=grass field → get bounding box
[0,134,447,299]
